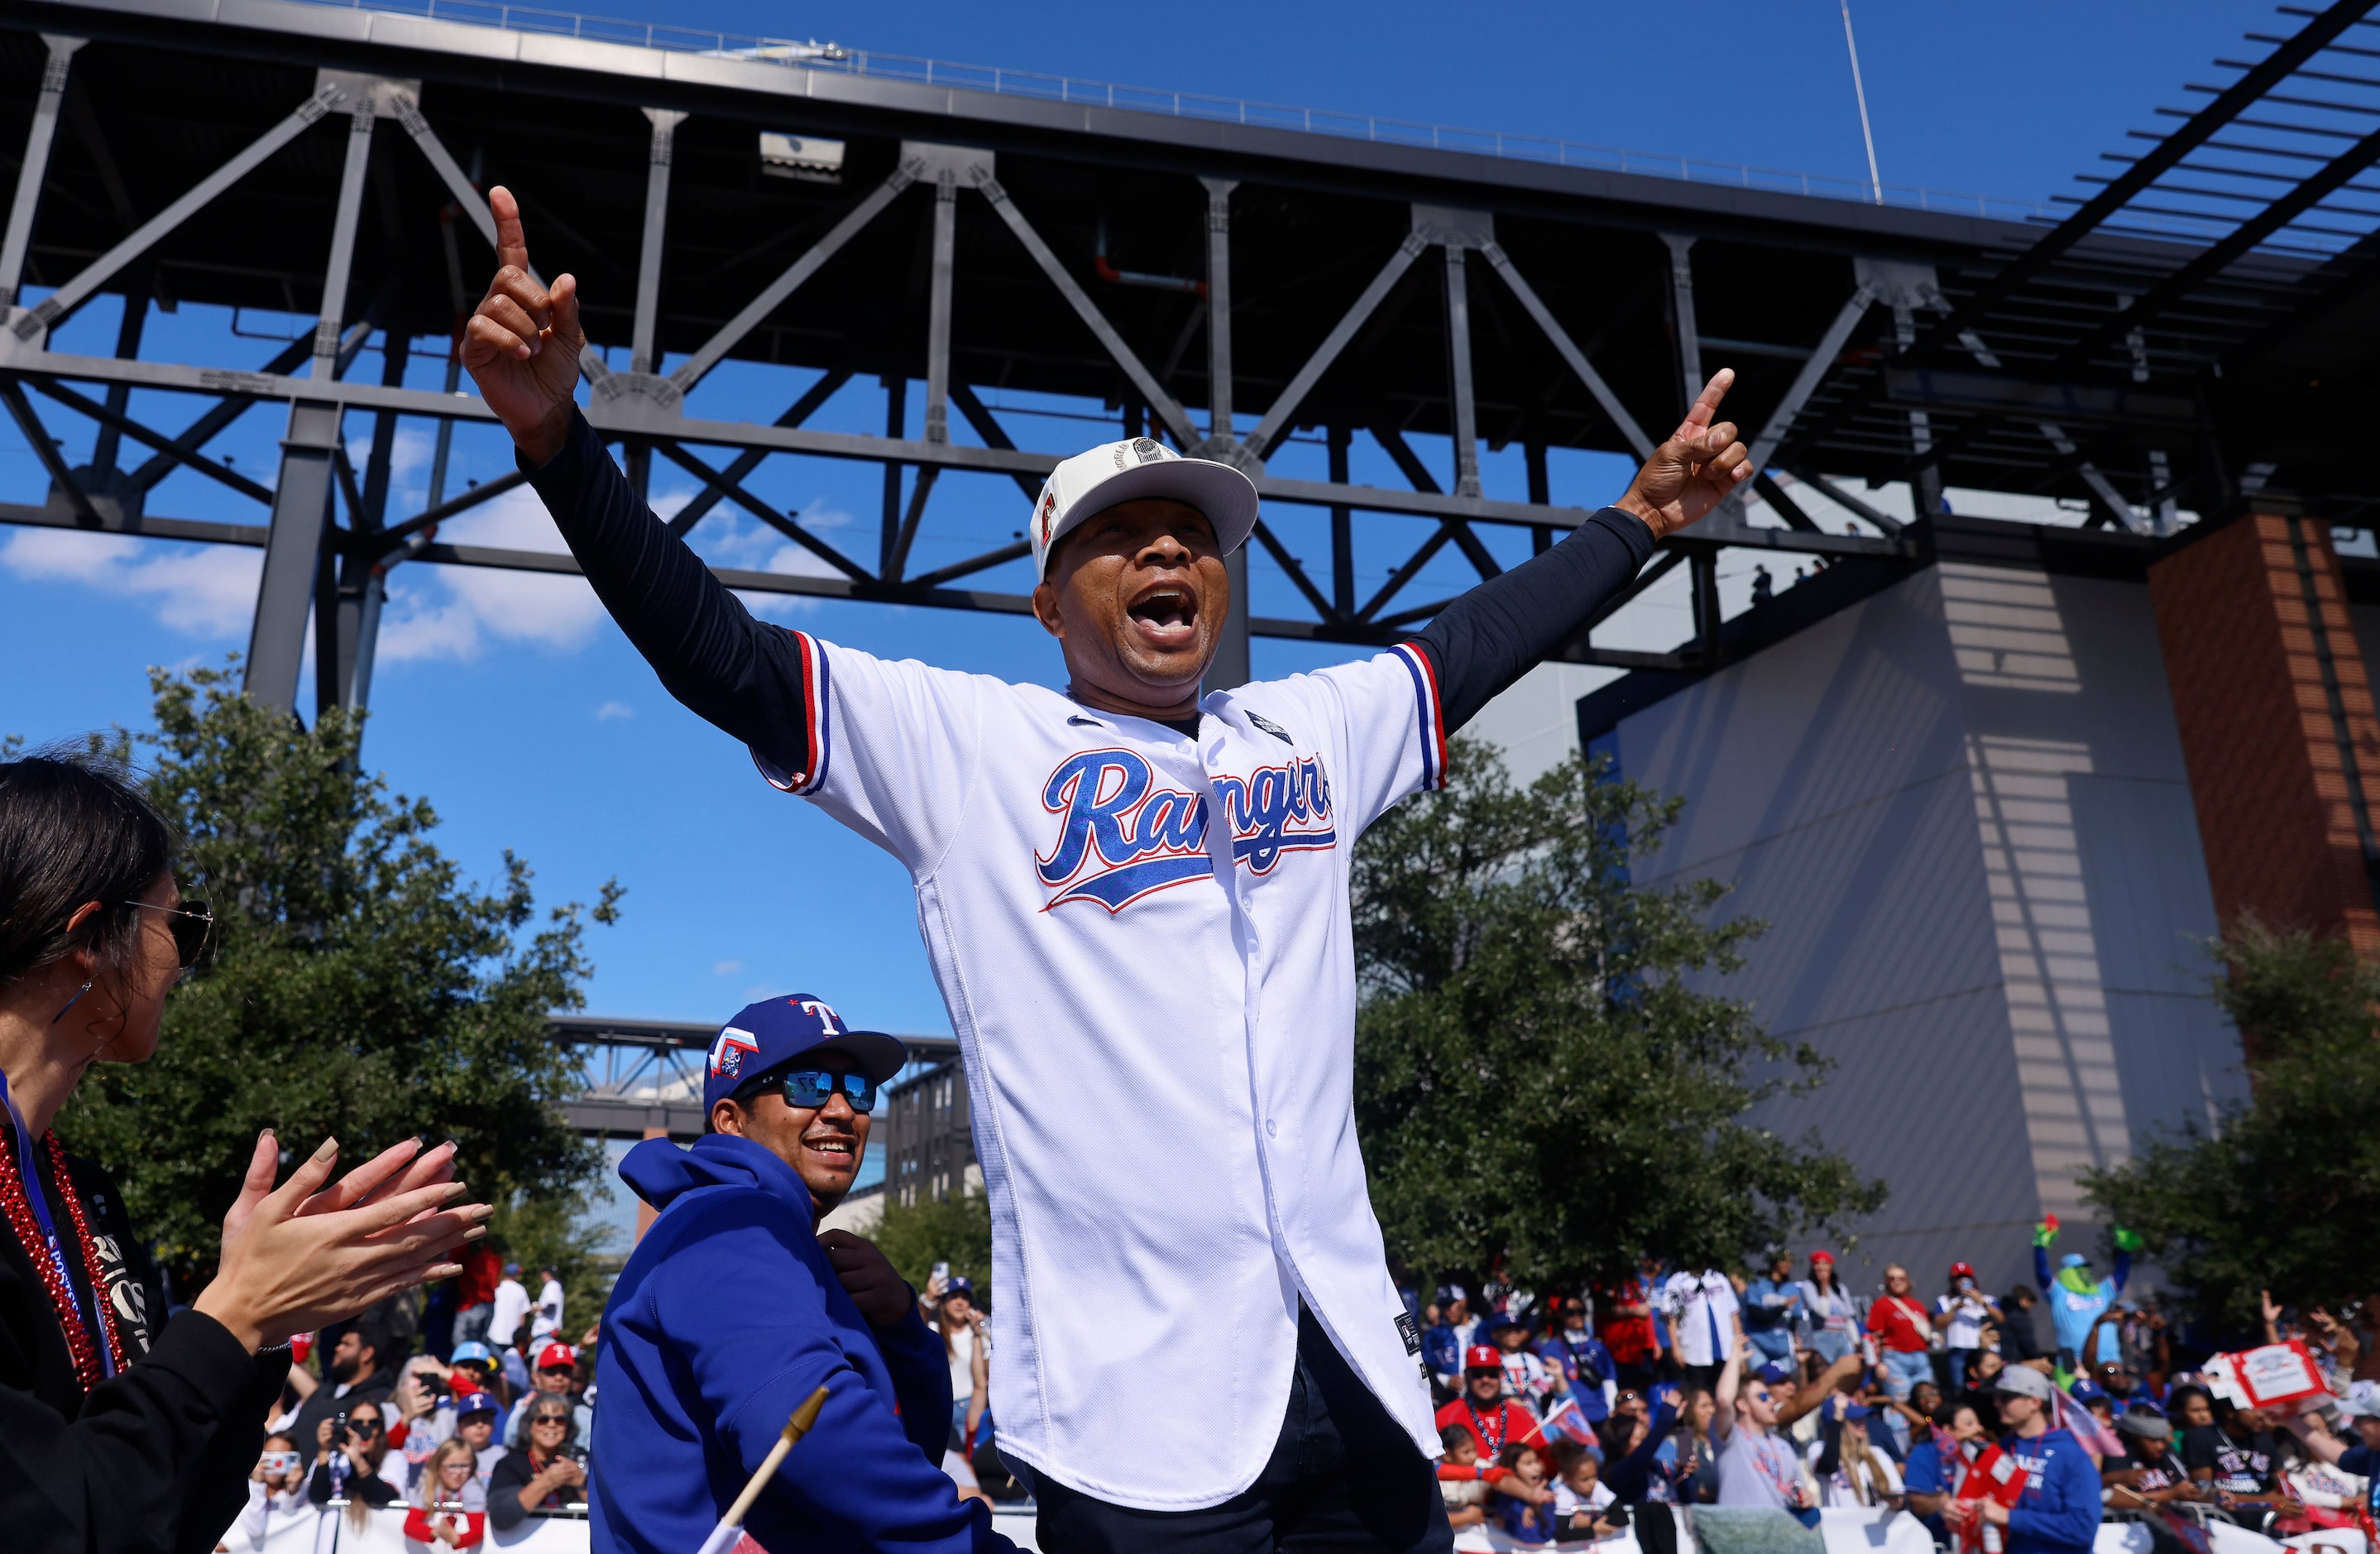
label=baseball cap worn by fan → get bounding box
[1027,438,1260,578]
[702,993,909,1115]
[1994,1365,2056,1403]
[1464,1345,1501,1373]
[535,1343,575,1371]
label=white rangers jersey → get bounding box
[756,632,1449,1509]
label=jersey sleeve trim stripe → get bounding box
[1394,641,1449,790]
[794,631,831,794]
[754,630,831,795]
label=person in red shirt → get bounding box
[451,1240,503,1350]
[1436,1345,1548,1476]
[1597,1261,1663,1393]
[1868,1265,1936,1403]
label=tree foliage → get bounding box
[2080,918,2380,1330]
[869,1187,993,1305]
[1352,739,1885,1293]
[50,664,611,1290]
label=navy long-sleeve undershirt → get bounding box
[521,409,1657,767]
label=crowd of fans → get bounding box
[1407,1230,2380,1551]
[222,1240,600,1552]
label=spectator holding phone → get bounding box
[0,750,487,1554]
[227,1433,312,1552]
[1934,1264,2001,1393]
[488,1394,586,1529]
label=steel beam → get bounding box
[87,281,148,478]
[1202,178,1237,442]
[1441,244,1482,499]
[1745,283,1877,472]
[1482,242,1658,462]
[13,81,344,343]
[0,36,84,310]
[653,440,870,580]
[335,331,408,717]
[1662,234,1703,414]
[374,467,529,552]
[245,103,375,713]
[630,109,686,377]
[878,374,906,573]
[1246,233,1425,460]
[20,375,271,504]
[1329,424,1354,616]
[924,174,956,445]
[669,173,912,396]
[0,380,98,525]
[979,172,1199,448]
[946,381,1046,499]
[127,332,319,493]
[668,368,853,534]
[1780,466,1904,535]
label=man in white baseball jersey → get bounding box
[464,189,1751,1553]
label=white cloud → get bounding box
[0,528,262,637]
[712,960,743,976]
[675,498,848,621]
[596,701,633,721]
[376,483,606,664]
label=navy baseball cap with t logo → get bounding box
[702,994,909,1113]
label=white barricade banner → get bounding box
[218,1506,593,1554]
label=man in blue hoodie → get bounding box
[592,994,1013,1554]
[1943,1366,2100,1554]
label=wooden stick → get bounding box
[725,1386,831,1528]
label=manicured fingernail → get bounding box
[442,1182,469,1200]
[314,1138,338,1161]
[469,1204,495,1221]
[465,1225,488,1240]
[261,1127,275,1141]
[429,1264,462,1280]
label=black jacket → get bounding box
[0,1139,288,1554]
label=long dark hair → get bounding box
[0,749,177,994]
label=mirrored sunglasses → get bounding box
[748,1067,879,1114]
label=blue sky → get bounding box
[2,0,2276,1041]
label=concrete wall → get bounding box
[1602,559,2243,1303]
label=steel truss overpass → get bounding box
[553,1014,956,1140]
[2,0,2378,720]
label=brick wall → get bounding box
[2148,514,2380,958]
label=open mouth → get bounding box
[1126,583,1200,646]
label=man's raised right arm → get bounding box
[464,188,812,781]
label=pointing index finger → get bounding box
[1678,367,1736,436]
[490,185,529,273]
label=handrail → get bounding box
[285,0,2064,225]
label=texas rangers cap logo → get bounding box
[708,1025,760,1078]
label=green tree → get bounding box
[869,1188,993,1303]
[48,664,611,1293]
[2081,918,2380,1331]
[1352,739,1884,1293]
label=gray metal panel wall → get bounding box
[1607,560,2242,1302]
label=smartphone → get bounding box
[261,1451,301,1477]
[931,1261,951,1285]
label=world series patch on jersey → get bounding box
[752,633,1449,1510]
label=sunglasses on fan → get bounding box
[738,1067,880,1115]
[124,898,213,968]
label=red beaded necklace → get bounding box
[0,1130,125,1391]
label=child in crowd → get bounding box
[405,1438,489,1549]
[1496,1443,1562,1546]
[1552,1441,1626,1543]
[1437,1426,1498,1531]
[227,1435,312,1552]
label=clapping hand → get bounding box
[1611,369,1753,539]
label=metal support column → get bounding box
[1201,178,1237,445]
[879,375,907,575]
[923,172,955,445]
[0,35,84,309]
[333,331,409,717]
[1442,244,1482,499]
[1662,233,1704,412]
[1690,549,1721,662]
[630,110,686,375]
[245,103,374,713]
[1894,303,1944,519]
[1203,177,1248,690]
[87,279,149,479]
[1525,438,1553,553]
[1329,424,1354,617]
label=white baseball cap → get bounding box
[1027,435,1258,579]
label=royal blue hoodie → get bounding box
[2001,1427,2102,1554]
[591,1134,1011,1554]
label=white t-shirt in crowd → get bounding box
[1553,1475,1616,1523]
[488,1278,531,1346]
[531,1277,565,1341]
[753,632,1455,1508]
[1937,1291,1991,1350]
[946,1322,979,1403]
[1807,1435,1904,1507]
[1664,1270,1741,1367]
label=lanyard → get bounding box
[0,1069,108,1379]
